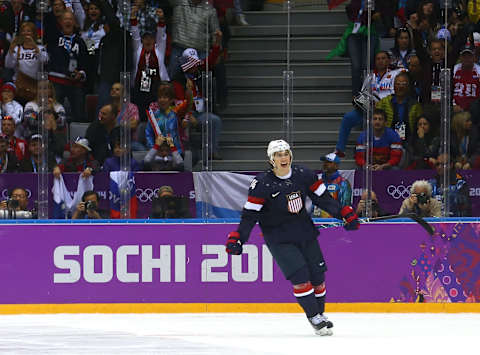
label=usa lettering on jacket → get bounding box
[57,37,79,54]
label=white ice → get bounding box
[0,312,478,354]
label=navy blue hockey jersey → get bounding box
[237,165,343,245]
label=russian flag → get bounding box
[109,171,138,218]
[327,0,347,9]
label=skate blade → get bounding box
[314,327,333,336]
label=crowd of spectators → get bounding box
[0,0,261,178]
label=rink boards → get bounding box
[0,219,479,314]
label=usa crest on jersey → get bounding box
[287,191,303,213]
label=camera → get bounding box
[85,201,97,211]
[417,193,429,205]
[7,199,19,209]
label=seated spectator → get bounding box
[1,115,27,161]
[335,51,403,157]
[23,81,67,139]
[146,83,184,154]
[86,103,120,165]
[355,108,403,170]
[131,6,169,122]
[0,133,18,173]
[390,27,415,70]
[313,153,352,217]
[0,187,32,218]
[429,152,472,217]
[46,10,88,123]
[102,140,142,173]
[144,135,184,171]
[109,82,143,151]
[453,46,480,112]
[4,21,48,103]
[1,82,23,136]
[406,115,440,169]
[376,72,423,144]
[55,137,99,175]
[72,190,109,219]
[150,185,191,218]
[355,190,385,218]
[450,112,480,170]
[18,134,56,172]
[399,179,441,217]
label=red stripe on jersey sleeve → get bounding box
[247,196,265,205]
[309,179,324,192]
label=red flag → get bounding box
[328,0,348,10]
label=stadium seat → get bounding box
[69,122,90,143]
[85,94,99,122]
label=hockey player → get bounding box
[225,140,359,336]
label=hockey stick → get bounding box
[318,213,435,235]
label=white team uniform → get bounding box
[361,68,406,99]
[5,45,49,80]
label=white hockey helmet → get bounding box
[267,139,292,162]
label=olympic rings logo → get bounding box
[1,188,32,200]
[386,184,411,200]
[135,188,159,203]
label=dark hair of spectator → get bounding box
[413,114,437,142]
[395,71,411,85]
[9,187,27,199]
[376,50,391,59]
[393,28,412,52]
[429,38,445,49]
[83,0,104,32]
[82,190,99,202]
[373,109,387,120]
[417,0,437,27]
[158,82,176,99]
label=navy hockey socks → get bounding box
[314,283,326,314]
[293,282,320,318]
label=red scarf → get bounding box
[135,47,160,85]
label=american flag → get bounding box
[327,0,348,10]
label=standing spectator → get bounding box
[145,82,183,154]
[355,108,403,170]
[450,111,480,170]
[0,133,18,173]
[406,115,440,169]
[5,21,48,103]
[375,72,423,144]
[1,115,27,161]
[355,190,385,218]
[131,6,169,122]
[117,0,159,34]
[390,27,415,70]
[429,152,472,217]
[399,179,441,217]
[411,20,468,104]
[46,10,89,123]
[18,134,56,172]
[86,103,120,165]
[406,54,423,100]
[0,0,35,36]
[335,51,402,157]
[176,44,224,159]
[453,46,480,112]
[55,137,99,174]
[143,135,184,171]
[109,82,143,150]
[96,0,132,109]
[313,153,352,218]
[80,0,107,94]
[167,0,220,79]
[327,0,379,97]
[0,82,23,137]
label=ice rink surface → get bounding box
[0,312,479,354]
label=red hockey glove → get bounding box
[226,231,243,255]
[341,206,360,231]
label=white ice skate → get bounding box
[308,314,333,336]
